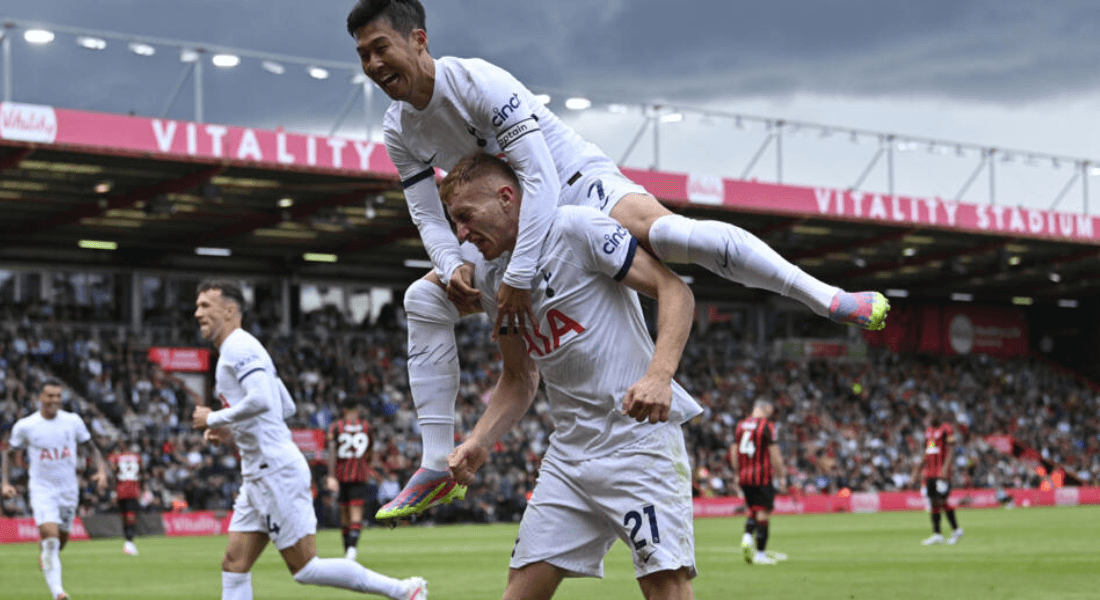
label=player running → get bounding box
[913,409,963,545]
[108,441,144,556]
[2,378,110,600]
[344,0,890,520]
[326,398,380,561]
[190,279,427,600]
[444,153,701,599]
[731,399,788,565]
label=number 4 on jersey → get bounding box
[739,430,756,457]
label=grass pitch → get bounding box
[1,505,1095,599]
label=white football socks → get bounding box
[292,557,407,599]
[221,571,252,600]
[41,537,64,598]
[649,214,839,316]
[404,278,461,472]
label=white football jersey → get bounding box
[209,328,304,479]
[384,56,623,288]
[475,206,702,462]
[9,410,90,494]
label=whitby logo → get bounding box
[491,92,522,126]
[0,102,58,143]
[602,225,630,254]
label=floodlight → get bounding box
[307,66,329,80]
[261,60,286,75]
[76,36,106,50]
[211,53,240,68]
[128,42,156,56]
[24,29,55,44]
[565,97,591,110]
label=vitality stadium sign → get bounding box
[3,102,1098,244]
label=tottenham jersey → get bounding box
[209,328,304,479]
[384,56,621,288]
[9,410,90,494]
[475,206,702,462]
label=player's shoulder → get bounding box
[11,412,39,432]
[439,56,511,80]
[552,206,613,239]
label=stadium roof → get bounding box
[2,103,1099,308]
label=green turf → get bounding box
[1,505,1096,599]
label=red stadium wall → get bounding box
[3,488,1098,543]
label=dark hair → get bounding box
[347,0,426,38]
[438,152,521,204]
[38,377,65,395]
[197,279,246,313]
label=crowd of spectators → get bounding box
[2,300,1099,526]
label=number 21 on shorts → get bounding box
[623,504,660,550]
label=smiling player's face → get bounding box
[354,18,430,106]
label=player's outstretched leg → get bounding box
[292,556,427,599]
[647,214,889,330]
[377,278,467,520]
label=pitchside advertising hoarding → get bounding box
[3,102,1099,245]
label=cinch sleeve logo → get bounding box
[233,354,263,372]
[602,225,630,254]
[491,92,522,126]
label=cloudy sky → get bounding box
[4,0,1100,212]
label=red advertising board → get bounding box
[160,511,233,537]
[941,306,1029,357]
[291,428,328,464]
[3,102,1099,245]
[0,518,89,543]
[147,347,211,372]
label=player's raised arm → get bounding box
[385,131,466,285]
[617,243,695,424]
[448,333,539,486]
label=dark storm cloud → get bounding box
[3,0,1099,125]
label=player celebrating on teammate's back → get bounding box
[731,399,788,565]
[190,279,427,600]
[2,378,110,600]
[913,409,963,545]
[327,397,380,561]
[108,440,144,556]
[444,153,702,600]
[344,0,890,520]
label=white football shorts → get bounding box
[30,485,78,531]
[228,458,317,550]
[559,166,649,215]
[511,422,697,580]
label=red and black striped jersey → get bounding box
[922,423,955,479]
[734,417,775,486]
[109,451,142,499]
[328,418,375,483]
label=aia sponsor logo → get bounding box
[0,102,58,143]
[39,447,73,461]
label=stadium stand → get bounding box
[2,301,1097,525]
